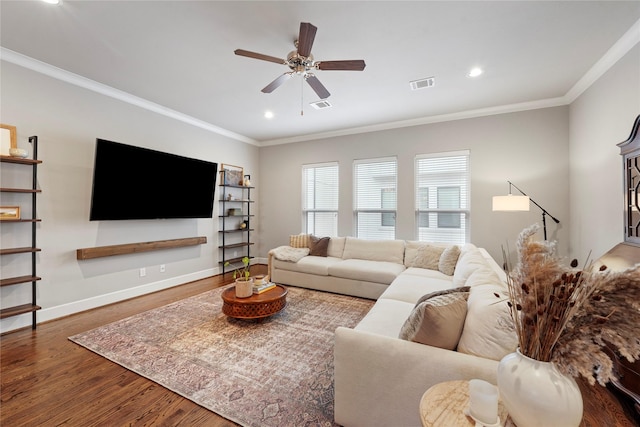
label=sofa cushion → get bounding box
[342,237,405,264]
[379,273,454,304]
[328,259,405,284]
[457,282,518,361]
[354,298,415,338]
[439,245,461,275]
[272,256,343,276]
[398,291,469,350]
[452,246,492,287]
[309,235,330,256]
[327,237,346,258]
[290,233,310,248]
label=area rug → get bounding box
[69,285,374,427]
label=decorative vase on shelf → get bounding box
[235,277,254,298]
[497,349,583,427]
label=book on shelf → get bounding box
[253,282,276,294]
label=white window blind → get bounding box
[415,151,470,244]
[302,162,338,236]
[354,157,397,240]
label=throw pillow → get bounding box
[309,235,330,257]
[438,245,461,275]
[412,245,445,270]
[398,291,469,350]
[414,286,470,307]
[289,233,310,248]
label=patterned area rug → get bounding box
[69,285,374,427]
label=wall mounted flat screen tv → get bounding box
[90,139,218,220]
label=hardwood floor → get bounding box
[0,268,267,427]
[1,264,638,426]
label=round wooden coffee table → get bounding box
[221,284,288,319]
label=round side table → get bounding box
[419,380,512,427]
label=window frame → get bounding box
[415,150,470,244]
[302,162,339,236]
[353,156,398,240]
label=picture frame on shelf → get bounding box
[221,164,243,186]
[0,206,21,220]
[0,124,17,156]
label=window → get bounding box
[354,157,397,239]
[415,151,469,244]
[302,162,338,236]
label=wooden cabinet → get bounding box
[0,136,42,329]
[618,115,640,246]
[218,183,254,275]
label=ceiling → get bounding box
[1,1,640,146]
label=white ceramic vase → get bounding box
[235,278,254,298]
[497,349,583,427]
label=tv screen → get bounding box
[89,139,218,220]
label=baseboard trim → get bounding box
[0,268,216,334]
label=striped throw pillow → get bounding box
[289,233,310,248]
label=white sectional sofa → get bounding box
[269,236,517,427]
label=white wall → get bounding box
[569,44,640,262]
[259,107,570,264]
[0,61,259,332]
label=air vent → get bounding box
[310,100,332,110]
[409,77,435,91]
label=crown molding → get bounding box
[565,17,640,103]
[3,13,639,149]
[0,47,258,146]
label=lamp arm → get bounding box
[507,181,560,224]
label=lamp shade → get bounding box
[492,195,530,211]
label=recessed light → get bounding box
[468,67,483,78]
[41,0,61,4]
[264,111,274,119]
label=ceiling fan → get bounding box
[234,22,366,100]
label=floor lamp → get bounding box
[492,181,560,240]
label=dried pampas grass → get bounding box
[502,224,640,385]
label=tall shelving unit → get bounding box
[0,136,42,329]
[218,180,254,276]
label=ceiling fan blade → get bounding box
[317,60,366,71]
[234,49,285,65]
[306,75,330,99]
[262,73,293,93]
[297,22,317,58]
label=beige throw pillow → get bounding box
[438,245,461,275]
[309,235,330,257]
[414,286,470,307]
[289,233,310,248]
[412,245,445,270]
[399,291,469,350]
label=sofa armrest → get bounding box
[334,327,499,427]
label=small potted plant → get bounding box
[225,257,253,298]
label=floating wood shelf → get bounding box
[76,236,207,260]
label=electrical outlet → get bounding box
[160,264,165,273]
[139,267,146,277]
